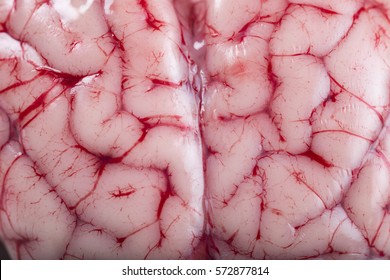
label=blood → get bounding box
[116,237,126,246]
[228,16,259,42]
[148,78,183,90]
[98,155,121,165]
[139,0,165,31]
[267,60,279,90]
[156,168,174,219]
[36,68,84,87]
[226,230,238,245]
[110,187,136,198]
[18,90,49,122]
[299,150,333,167]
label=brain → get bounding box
[0,0,389,259]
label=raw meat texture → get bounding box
[203,0,390,259]
[0,0,389,260]
[0,0,204,260]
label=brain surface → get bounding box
[0,0,389,259]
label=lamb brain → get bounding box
[0,0,389,260]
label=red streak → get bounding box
[150,78,183,89]
[157,169,174,218]
[299,150,333,167]
[139,0,164,31]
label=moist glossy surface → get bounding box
[0,0,389,259]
